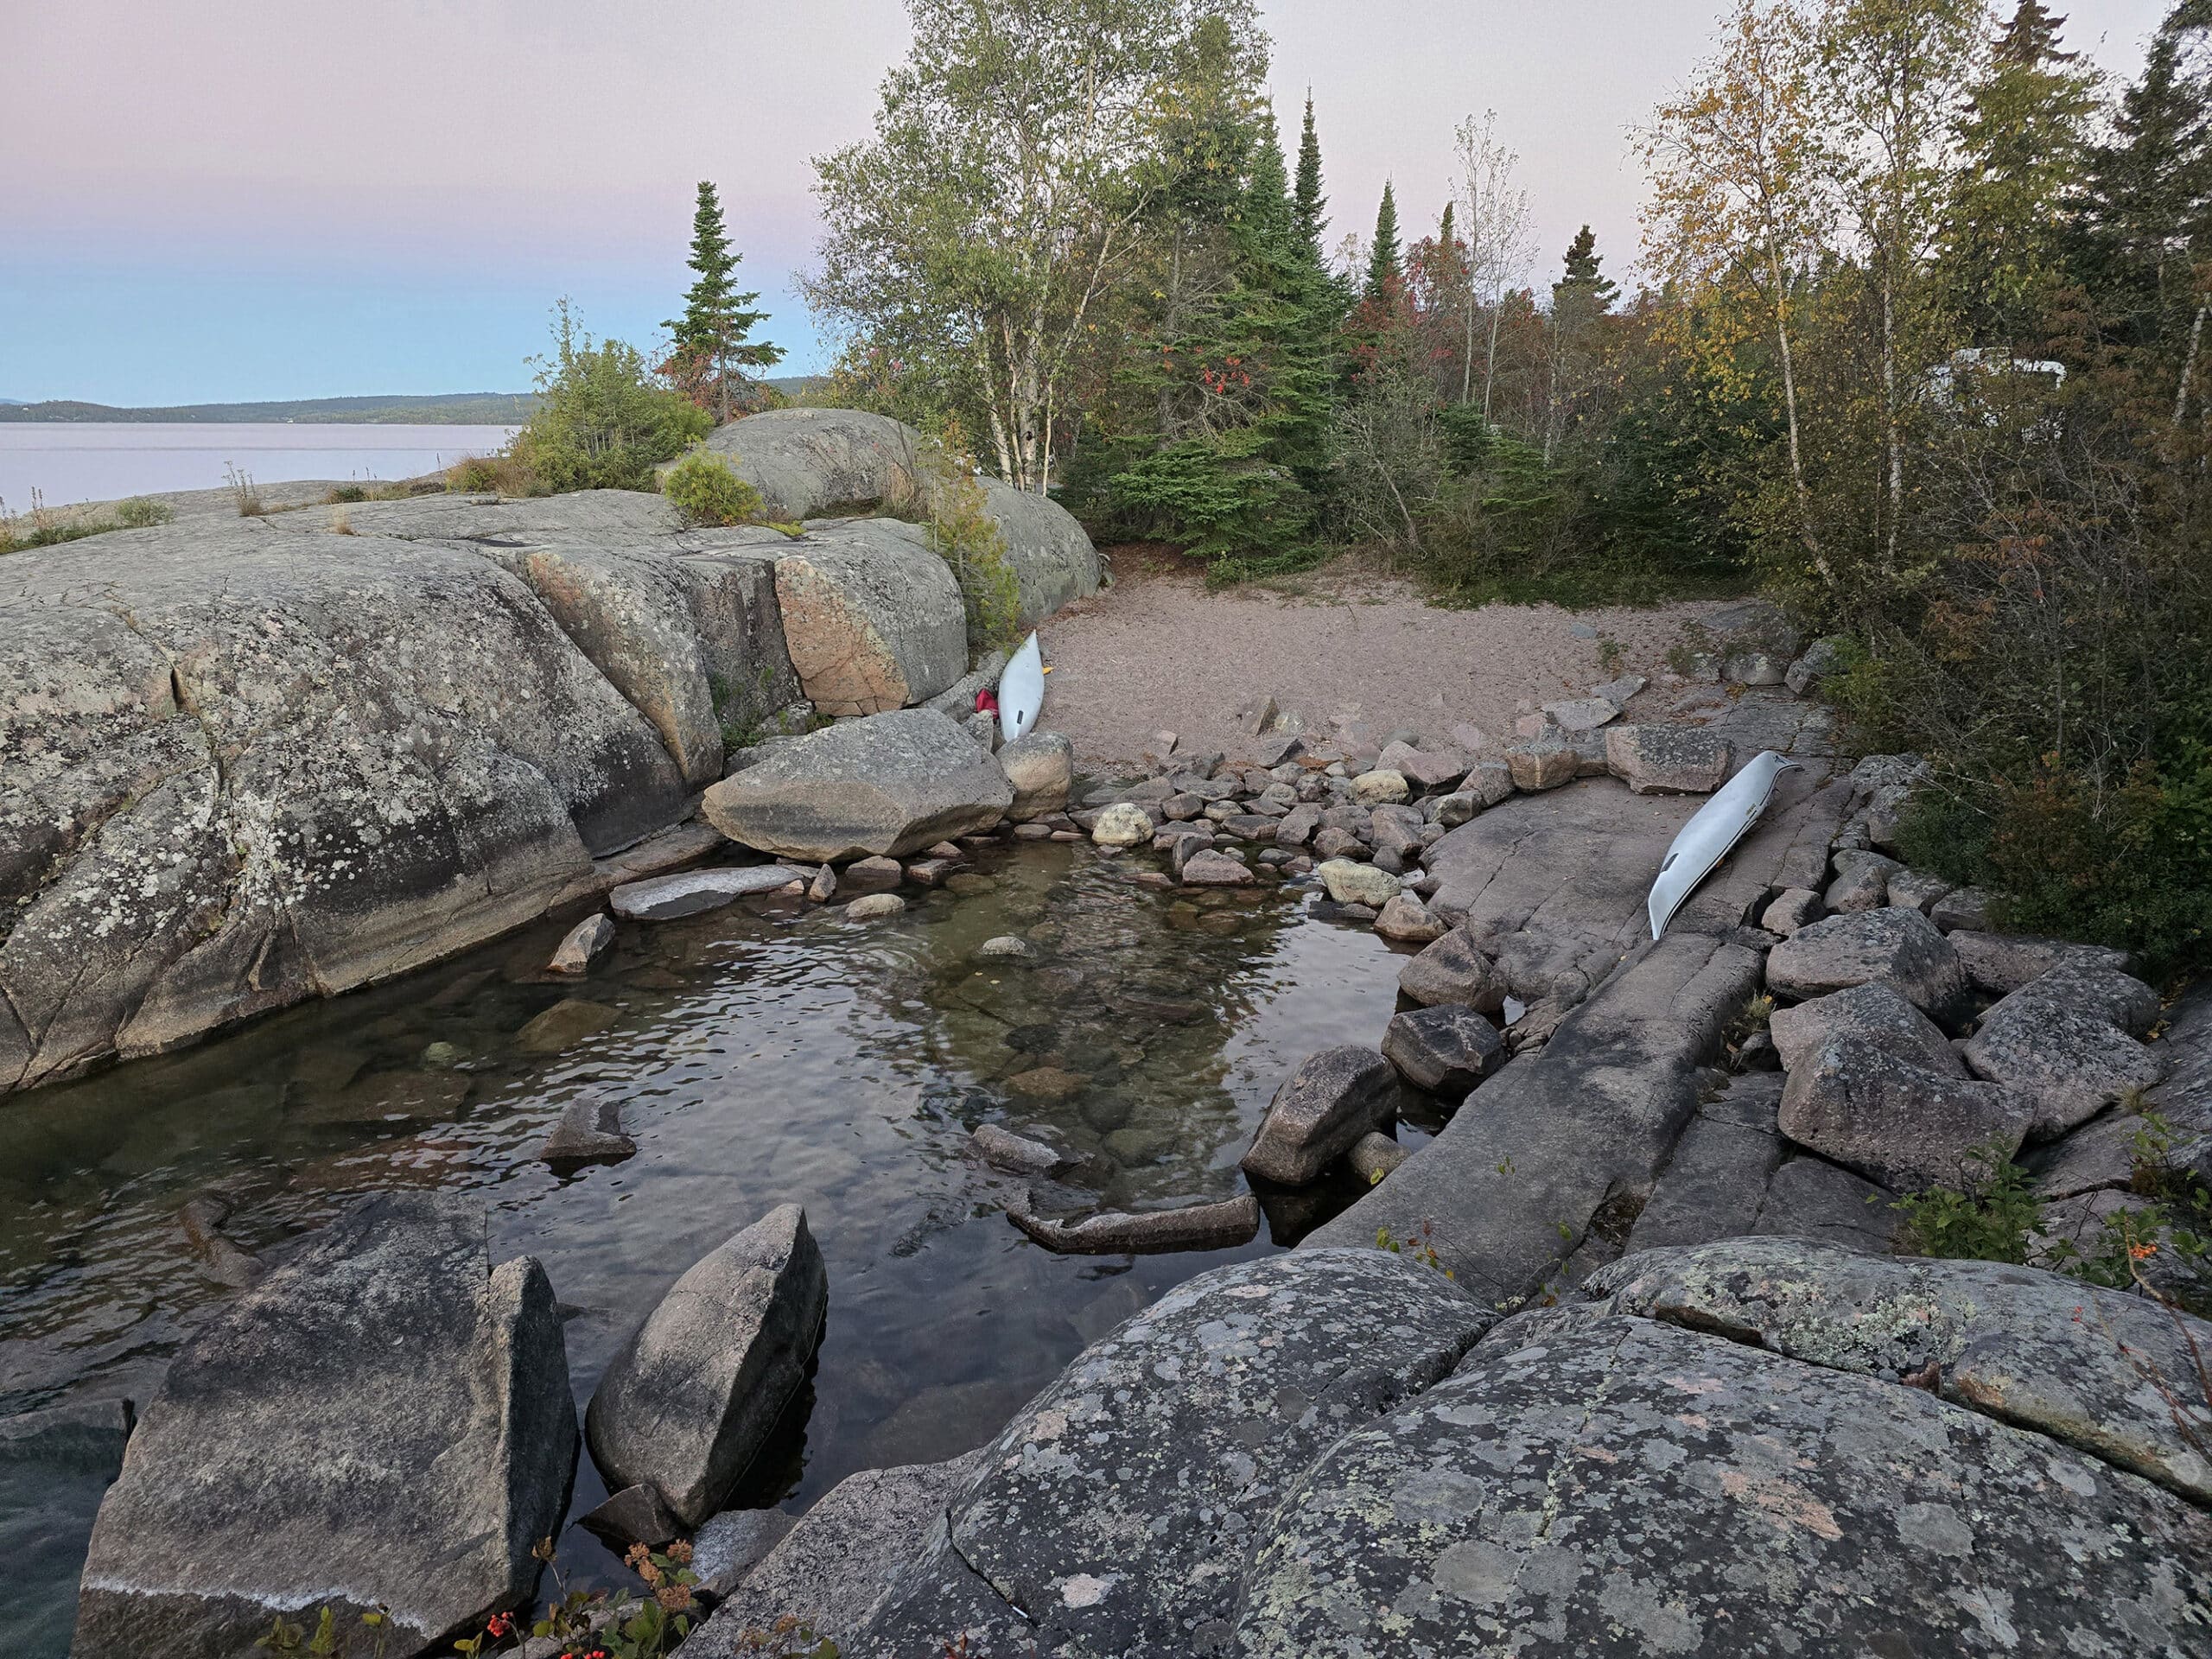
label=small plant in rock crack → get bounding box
[454,1536,702,1659]
[251,1605,392,1656]
[729,1614,841,1656]
[1376,1219,1452,1278]
[1891,1140,2042,1265]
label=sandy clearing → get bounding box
[1033,549,1756,767]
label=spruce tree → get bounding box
[1554,226,1618,314]
[1363,181,1403,302]
[2076,0,2212,352]
[665,181,782,423]
[1294,93,1328,257]
[1948,2,2100,345]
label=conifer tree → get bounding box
[1294,93,1328,257]
[1554,225,1618,315]
[665,181,782,423]
[1364,181,1403,302]
[1947,1,2100,345]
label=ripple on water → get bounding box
[0,836,1408,1653]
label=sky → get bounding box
[0,0,2177,406]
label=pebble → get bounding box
[845,893,906,920]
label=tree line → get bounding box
[804,0,2210,976]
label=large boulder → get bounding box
[587,1205,828,1528]
[770,521,968,715]
[701,408,1102,626]
[701,709,1014,861]
[1766,906,1973,1027]
[72,1193,575,1657]
[1238,1277,2211,1656]
[684,1455,983,1655]
[0,518,692,1093]
[1779,1033,2031,1192]
[997,728,1073,821]
[701,405,929,520]
[1768,980,1961,1075]
[851,1249,1491,1656]
[1602,725,1732,794]
[1381,1004,1506,1100]
[1395,928,1508,1013]
[1580,1236,2212,1506]
[1963,989,2164,1140]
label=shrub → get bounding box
[1101,435,1317,581]
[224,464,263,516]
[1893,1144,2044,1264]
[114,495,172,528]
[508,299,711,494]
[444,454,537,496]
[663,451,764,527]
[922,446,1022,648]
[322,485,369,505]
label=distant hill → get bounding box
[0,392,537,425]
[0,377,832,423]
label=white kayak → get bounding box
[1647,750,1798,939]
[997,631,1045,745]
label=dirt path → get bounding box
[1035,548,1757,766]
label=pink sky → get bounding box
[0,0,2172,401]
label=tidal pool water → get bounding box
[0,836,1407,1653]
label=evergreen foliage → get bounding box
[664,181,783,423]
[1363,181,1403,302]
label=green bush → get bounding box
[1101,435,1318,580]
[508,299,710,494]
[114,496,173,528]
[663,451,764,527]
[923,448,1023,647]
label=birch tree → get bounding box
[1452,111,1537,418]
[1818,0,1990,569]
[1639,0,1832,569]
[808,0,1264,493]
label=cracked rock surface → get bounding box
[851,1249,1491,1656]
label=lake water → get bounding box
[0,423,518,510]
[0,836,1413,1654]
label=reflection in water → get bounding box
[0,837,1405,1652]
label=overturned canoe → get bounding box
[997,630,1045,744]
[1648,749,1798,938]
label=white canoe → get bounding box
[997,632,1045,745]
[1647,750,1798,939]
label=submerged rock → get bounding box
[1006,1193,1261,1255]
[73,1193,575,1658]
[586,1205,828,1528]
[538,1096,637,1169]
[548,912,615,975]
[609,864,809,919]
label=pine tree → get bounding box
[1363,181,1403,302]
[665,181,782,423]
[1947,2,2101,346]
[1294,92,1328,257]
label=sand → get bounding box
[1034,548,1752,767]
